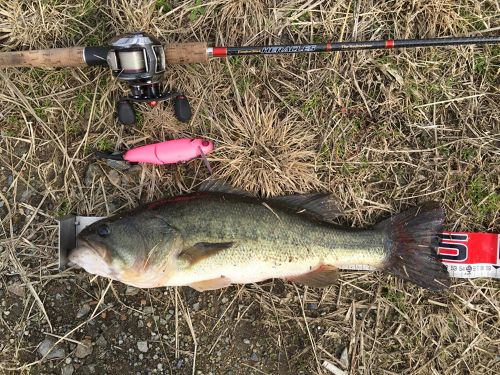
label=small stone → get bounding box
[137,341,148,353]
[176,359,184,369]
[157,363,163,371]
[85,164,102,186]
[250,352,258,362]
[243,339,250,344]
[340,347,349,369]
[125,286,139,296]
[20,189,33,203]
[6,284,25,297]
[65,357,72,364]
[139,354,144,360]
[192,302,200,311]
[106,158,130,171]
[143,306,154,315]
[107,202,119,214]
[75,339,93,359]
[128,165,143,175]
[76,304,91,319]
[221,297,228,304]
[38,337,66,360]
[108,170,121,186]
[96,335,107,347]
[138,320,144,328]
[61,364,74,375]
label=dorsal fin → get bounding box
[269,193,343,223]
[198,179,253,197]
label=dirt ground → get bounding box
[0,0,499,374]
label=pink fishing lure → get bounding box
[123,138,214,165]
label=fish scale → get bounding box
[151,195,387,284]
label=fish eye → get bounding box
[97,224,111,237]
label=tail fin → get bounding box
[377,202,450,291]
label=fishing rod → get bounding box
[1,32,499,125]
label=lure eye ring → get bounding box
[97,224,111,237]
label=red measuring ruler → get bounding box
[340,232,500,279]
[437,232,500,278]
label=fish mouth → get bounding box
[69,239,118,279]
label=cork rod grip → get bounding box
[0,47,86,68]
[164,42,208,64]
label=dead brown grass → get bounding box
[0,0,92,49]
[206,92,324,196]
[0,0,499,374]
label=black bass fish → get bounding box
[69,184,450,291]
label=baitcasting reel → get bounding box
[106,32,192,125]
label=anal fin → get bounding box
[189,276,231,291]
[286,265,339,288]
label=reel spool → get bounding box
[107,32,192,125]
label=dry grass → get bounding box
[0,0,92,49]
[206,92,324,196]
[0,0,499,374]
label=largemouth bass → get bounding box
[69,183,450,291]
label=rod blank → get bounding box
[210,36,500,57]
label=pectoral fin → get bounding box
[189,276,232,291]
[178,242,235,265]
[286,265,339,288]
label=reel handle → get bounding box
[173,95,192,122]
[164,42,208,64]
[117,92,192,125]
